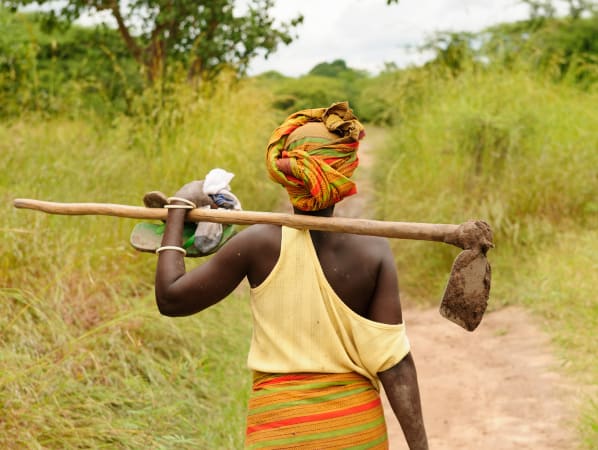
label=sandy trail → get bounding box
[335,128,578,449]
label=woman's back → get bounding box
[243,223,402,325]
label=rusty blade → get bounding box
[439,250,491,331]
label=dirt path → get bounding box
[336,128,579,449]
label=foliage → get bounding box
[0,8,142,116]
[353,66,432,126]
[520,0,596,20]
[258,74,356,118]
[261,8,598,126]
[420,31,478,76]
[421,11,598,87]
[1,0,303,83]
[256,59,375,122]
[482,13,598,86]
[308,58,369,80]
[0,78,282,447]
[373,67,598,299]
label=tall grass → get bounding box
[374,67,597,298]
[2,62,597,447]
[374,67,597,447]
[1,77,281,448]
[512,229,598,448]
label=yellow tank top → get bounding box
[247,226,410,388]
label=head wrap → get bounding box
[266,102,366,211]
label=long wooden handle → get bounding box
[13,198,460,245]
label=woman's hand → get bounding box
[172,180,215,208]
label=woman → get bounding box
[154,102,428,449]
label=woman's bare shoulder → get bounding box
[225,224,281,259]
[229,224,281,287]
[344,233,393,258]
[235,224,281,244]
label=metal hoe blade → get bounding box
[440,250,491,332]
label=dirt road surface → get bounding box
[335,128,579,449]
[381,307,577,449]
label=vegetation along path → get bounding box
[335,127,579,450]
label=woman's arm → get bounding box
[379,354,429,450]
[154,198,251,317]
[369,241,428,448]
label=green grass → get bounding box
[1,289,253,448]
[2,65,597,448]
[374,68,597,299]
[0,78,280,448]
[512,230,598,448]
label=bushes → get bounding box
[374,68,598,300]
[0,8,142,117]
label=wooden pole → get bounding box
[13,198,460,245]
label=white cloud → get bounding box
[248,0,531,76]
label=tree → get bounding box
[2,0,303,83]
[520,0,596,20]
[419,8,598,87]
[308,59,368,80]
[486,14,598,85]
[421,31,477,76]
[309,59,350,77]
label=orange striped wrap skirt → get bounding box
[245,372,389,449]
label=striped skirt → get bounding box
[245,372,388,449]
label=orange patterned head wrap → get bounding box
[266,102,366,211]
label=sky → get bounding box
[245,0,533,77]
[72,0,542,77]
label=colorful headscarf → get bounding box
[266,102,366,211]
